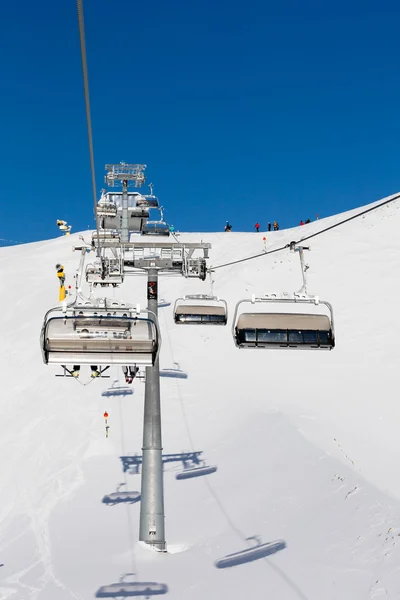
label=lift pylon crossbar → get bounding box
[105,162,147,187]
[91,239,211,251]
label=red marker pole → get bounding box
[103,412,109,437]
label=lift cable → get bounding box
[76,0,101,256]
[213,192,400,271]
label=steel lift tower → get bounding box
[95,164,211,551]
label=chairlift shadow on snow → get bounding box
[102,380,134,397]
[102,484,140,506]
[215,536,286,569]
[157,299,171,308]
[120,451,216,480]
[159,362,188,379]
[176,462,217,480]
[96,573,168,598]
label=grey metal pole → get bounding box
[121,179,129,243]
[139,268,166,550]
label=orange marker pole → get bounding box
[104,412,109,438]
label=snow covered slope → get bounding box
[0,194,400,599]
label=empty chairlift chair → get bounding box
[141,206,170,236]
[136,195,159,208]
[174,295,228,325]
[41,304,160,367]
[142,221,170,236]
[232,296,335,349]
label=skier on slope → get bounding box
[254,222,260,232]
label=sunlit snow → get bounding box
[0,194,399,599]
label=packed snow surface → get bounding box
[0,194,400,599]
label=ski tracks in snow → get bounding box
[0,422,89,600]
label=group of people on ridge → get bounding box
[227,215,319,233]
[225,221,280,232]
[254,221,279,232]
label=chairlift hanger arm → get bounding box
[93,239,211,250]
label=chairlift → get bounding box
[232,295,335,349]
[142,221,170,236]
[176,464,217,480]
[96,190,117,217]
[232,244,335,349]
[174,295,228,325]
[136,195,160,209]
[98,191,150,232]
[141,206,170,236]
[96,202,117,218]
[41,304,160,367]
[101,210,150,233]
[92,231,121,247]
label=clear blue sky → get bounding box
[1,0,399,244]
